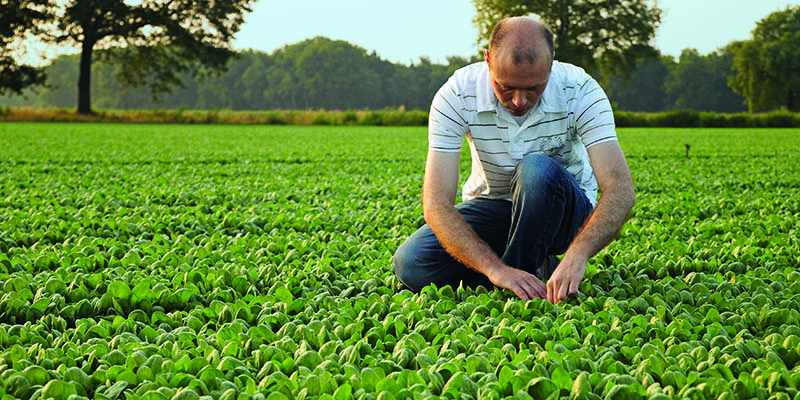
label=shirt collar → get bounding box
[476,62,497,113]
[476,61,568,114]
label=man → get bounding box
[392,17,635,304]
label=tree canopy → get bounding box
[0,36,762,114]
[729,6,800,112]
[5,37,472,111]
[50,0,254,114]
[604,55,672,113]
[665,48,746,113]
[471,0,661,78]
[604,50,746,114]
[0,0,52,95]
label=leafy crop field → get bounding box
[0,123,798,400]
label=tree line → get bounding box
[604,49,746,113]
[1,0,254,114]
[2,37,475,111]
[3,1,798,113]
[0,36,760,114]
[472,0,798,113]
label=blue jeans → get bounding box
[393,153,594,292]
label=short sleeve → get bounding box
[428,78,469,153]
[573,77,617,149]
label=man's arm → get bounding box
[545,140,635,303]
[422,150,547,300]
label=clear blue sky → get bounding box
[233,0,800,64]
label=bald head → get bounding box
[488,17,554,67]
[484,17,555,116]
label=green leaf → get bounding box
[31,296,51,313]
[645,354,666,377]
[572,371,592,399]
[116,368,138,386]
[661,370,686,390]
[303,374,322,396]
[266,392,290,400]
[376,390,397,400]
[376,375,401,394]
[629,297,649,314]
[105,350,126,366]
[393,321,406,337]
[6,375,32,399]
[217,356,246,372]
[104,381,128,400]
[275,287,293,303]
[360,368,381,393]
[64,367,92,391]
[295,351,323,370]
[170,388,200,400]
[41,380,77,400]
[108,281,132,301]
[441,372,477,398]
[497,364,514,384]
[333,383,352,400]
[22,365,49,386]
[551,366,573,391]
[141,392,169,400]
[218,388,237,400]
[131,279,154,306]
[604,384,642,400]
[528,377,557,400]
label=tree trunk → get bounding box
[77,39,95,115]
[789,88,795,112]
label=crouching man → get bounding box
[393,17,635,304]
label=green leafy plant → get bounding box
[0,123,798,400]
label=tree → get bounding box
[0,0,52,95]
[50,0,253,114]
[604,55,672,112]
[472,0,661,78]
[10,36,474,111]
[729,6,800,112]
[262,37,384,110]
[240,52,270,110]
[664,48,746,113]
[37,54,78,108]
[194,51,252,110]
[295,37,383,110]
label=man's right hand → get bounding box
[424,150,549,301]
[486,264,547,301]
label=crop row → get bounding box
[0,124,798,400]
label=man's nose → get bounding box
[512,91,526,108]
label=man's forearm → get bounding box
[565,186,635,262]
[423,200,505,276]
[425,200,549,300]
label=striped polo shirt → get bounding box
[428,60,617,207]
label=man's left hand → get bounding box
[543,141,634,304]
[546,254,587,304]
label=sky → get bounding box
[233,0,800,64]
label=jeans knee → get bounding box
[514,153,563,192]
[392,240,419,291]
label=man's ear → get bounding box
[484,49,490,66]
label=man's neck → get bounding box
[510,111,530,126]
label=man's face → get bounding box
[485,49,551,117]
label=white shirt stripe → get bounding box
[428,61,617,207]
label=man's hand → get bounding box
[540,141,634,304]
[545,253,587,304]
[487,264,547,300]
